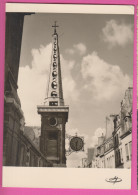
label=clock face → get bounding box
[70,137,84,151]
[49,117,57,126]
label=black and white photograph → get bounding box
[3,3,134,189]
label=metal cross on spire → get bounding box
[52,21,59,34]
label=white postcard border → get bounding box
[6,3,134,15]
[3,167,131,189]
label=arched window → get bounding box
[51,81,57,89]
[51,91,57,97]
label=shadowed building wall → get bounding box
[3,13,52,167]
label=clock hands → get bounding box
[75,140,78,149]
[70,137,84,152]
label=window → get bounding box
[118,150,121,165]
[58,118,62,123]
[107,158,108,168]
[119,132,120,143]
[51,81,57,89]
[114,137,116,146]
[120,148,123,162]
[125,143,129,161]
[49,101,58,106]
[129,141,132,160]
[51,91,57,97]
[48,131,58,140]
[109,157,111,168]
[116,134,119,145]
[52,71,57,77]
[53,62,57,68]
[125,117,130,131]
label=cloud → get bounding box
[18,43,52,126]
[73,43,87,55]
[65,43,87,56]
[90,127,106,147]
[31,44,52,74]
[65,48,75,55]
[61,56,79,104]
[81,51,132,101]
[18,43,79,126]
[102,20,133,47]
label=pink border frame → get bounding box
[0,0,137,194]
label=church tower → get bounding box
[37,22,69,167]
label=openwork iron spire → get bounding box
[44,22,64,106]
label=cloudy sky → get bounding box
[18,12,134,167]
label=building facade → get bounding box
[88,87,132,169]
[120,88,132,169]
[104,136,115,168]
[113,114,123,168]
[3,13,52,167]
